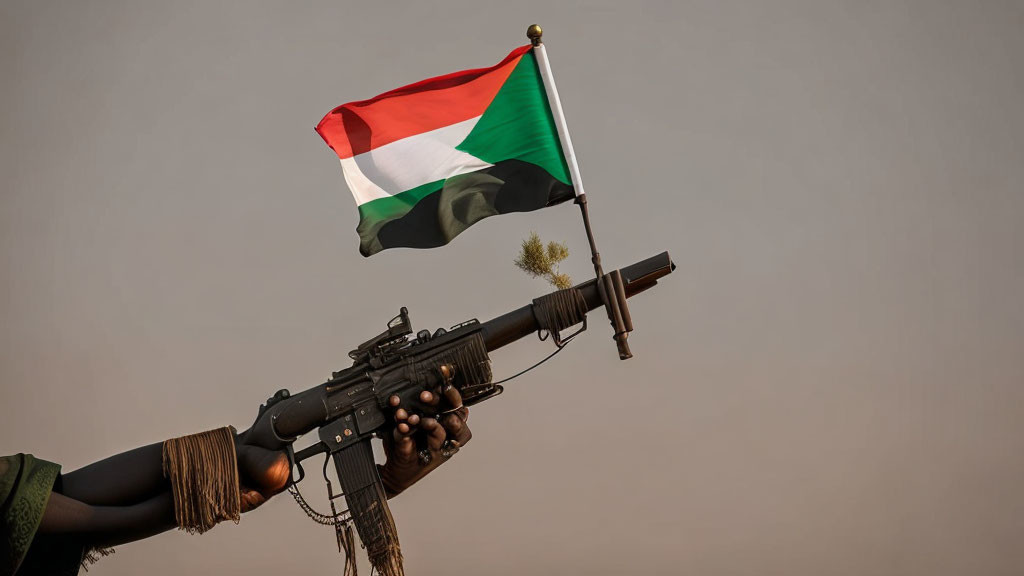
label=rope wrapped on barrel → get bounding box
[532,287,589,346]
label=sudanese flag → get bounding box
[316,45,576,257]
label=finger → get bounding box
[420,417,447,452]
[441,439,461,458]
[395,408,409,421]
[240,488,267,513]
[441,385,463,410]
[391,433,415,459]
[439,413,463,435]
[392,423,413,441]
[457,406,469,422]
[407,414,421,426]
[390,425,415,449]
[441,413,473,446]
[420,390,438,407]
[389,395,401,408]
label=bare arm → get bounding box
[35,389,470,548]
[38,490,177,548]
[60,442,166,507]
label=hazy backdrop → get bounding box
[2,1,1023,575]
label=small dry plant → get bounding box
[514,232,572,290]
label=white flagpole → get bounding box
[529,27,585,198]
[528,25,634,360]
[527,24,603,277]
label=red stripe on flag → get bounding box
[316,45,531,159]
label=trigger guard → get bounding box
[285,444,305,485]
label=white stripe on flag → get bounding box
[338,116,492,206]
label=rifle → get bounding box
[243,252,674,574]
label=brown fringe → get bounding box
[370,548,404,576]
[80,546,115,572]
[351,488,403,576]
[338,479,404,576]
[162,426,241,534]
[339,522,357,576]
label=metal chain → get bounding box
[288,483,352,526]
[289,475,359,575]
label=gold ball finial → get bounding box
[527,24,543,46]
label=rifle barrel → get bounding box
[480,251,674,351]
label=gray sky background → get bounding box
[2,1,1023,575]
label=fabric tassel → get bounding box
[338,522,357,576]
[162,426,241,534]
[81,546,115,571]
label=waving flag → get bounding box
[316,45,576,256]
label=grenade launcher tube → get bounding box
[480,251,675,351]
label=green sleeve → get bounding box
[0,454,76,576]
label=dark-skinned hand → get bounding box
[236,384,471,510]
[379,384,472,497]
[236,443,291,512]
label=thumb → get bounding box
[237,444,291,496]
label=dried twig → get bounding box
[514,232,572,289]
